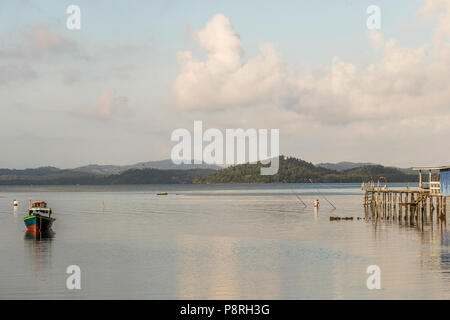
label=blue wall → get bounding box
[441,169,450,196]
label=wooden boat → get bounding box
[24,201,55,233]
[157,192,168,196]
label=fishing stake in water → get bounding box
[308,179,336,210]
[290,185,307,207]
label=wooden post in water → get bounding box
[429,196,434,221]
[389,193,392,219]
[362,187,447,224]
[399,192,403,220]
[422,196,426,219]
[384,192,387,219]
[436,196,440,220]
[394,193,397,220]
[443,196,447,219]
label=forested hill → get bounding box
[0,156,417,185]
[0,168,215,185]
[194,156,417,184]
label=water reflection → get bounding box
[24,230,55,240]
[363,205,450,298]
[24,230,54,280]
[175,234,283,299]
[176,234,240,299]
[440,230,450,272]
[13,206,19,224]
[366,204,448,243]
[1,184,448,299]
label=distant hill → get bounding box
[398,167,416,175]
[337,165,416,183]
[74,159,222,175]
[316,162,376,171]
[72,164,123,175]
[103,168,214,184]
[194,156,334,184]
[0,167,60,176]
[318,161,417,176]
[0,167,215,185]
[0,156,418,185]
[0,169,102,185]
[195,156,417,184]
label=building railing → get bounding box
[430,181,441,194]
[421,181,441,194]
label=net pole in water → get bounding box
[308,179,336,210]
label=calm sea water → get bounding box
[1,183,449,300]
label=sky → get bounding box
[0,0,449,169]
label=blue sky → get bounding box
[0,0,428,65]
[0,0,449,169]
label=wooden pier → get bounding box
[363,182,448,221]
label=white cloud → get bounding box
[76,90,130,121]
[368,30,385,48]
[173,14,287,110]
[419,0,450,40]
[0,24,86,60]
[173,4,450,127]
[0,64,37,85]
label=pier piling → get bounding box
[363,183,448,223]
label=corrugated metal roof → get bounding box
[412,166,450,171]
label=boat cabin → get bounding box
[31,201,47,208]
[28,201,52,216]
[413,166,450,196]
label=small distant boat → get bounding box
[24,201,55,233]
[13,200,18,207]
[157,192,168,196]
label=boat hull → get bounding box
[24,215,55,233]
